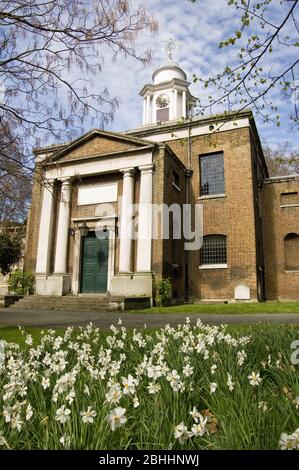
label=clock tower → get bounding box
[139,41,197,126]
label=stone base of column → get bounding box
[35,274,71,296]
[110,272,153,298]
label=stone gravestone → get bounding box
[234,285,250,301]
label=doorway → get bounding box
[80,231,109,293]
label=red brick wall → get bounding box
[168,127,258,301]
[262,177,299,300]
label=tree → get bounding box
[0,0,157,225]
[0,120,31,224]
[263,142,299,176]
[0,0,158,160]
[0,230,22,275]
[191,0,299,129]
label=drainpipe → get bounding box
[185,125,192,301]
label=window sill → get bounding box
[199,264,228,270]
[280,204,299,208]
[172,182,181,192]
[285,270,299,273]
[198,194,226,200]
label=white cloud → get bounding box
[56,0,298,150]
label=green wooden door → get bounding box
[81,232,109,293]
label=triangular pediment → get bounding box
[46,129,154,164]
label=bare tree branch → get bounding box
[192,0,299,128]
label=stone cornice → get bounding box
[43,145,156,167]
[126,109,254,138]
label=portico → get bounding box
[34,130,155,298]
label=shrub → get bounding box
[154,277,172,306]
[8,270,35,295]
[0,232,22,275]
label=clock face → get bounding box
[156,94,169,108]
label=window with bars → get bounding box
[200,235,227,265]
[200,152,225,196]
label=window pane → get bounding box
[173,171,180,187]
[201,235,227,265]
[200,153,224,196]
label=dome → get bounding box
[152,59,187,85]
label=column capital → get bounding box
[44,178,55,187]
[139,164,154,174]
[59,177,72,186]
[120,167,135,178]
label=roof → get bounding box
[34,128,156,162]
[126,108,254,137]
[152,59,187,82]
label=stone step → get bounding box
[15,295,119,299]
[12,301,118,307]
[10,302,121,310]
[10,305,120,311]
[14,300,114,305]
[9,295,123,311]
[13,298,120,304]
[11,301,111,307]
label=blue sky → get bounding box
[91,0,298,151]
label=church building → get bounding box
[24,53,299,305]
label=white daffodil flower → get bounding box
[107,407,127,431]
[80,406,97,424]
[55,405,71,424]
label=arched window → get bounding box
[201,235,227,265]
[284,233,299,271]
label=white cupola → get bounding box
[139,41,197,126]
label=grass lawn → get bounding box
[130,300,299,315]
[1,323,298,345]
[0,327,65,346]
[0,321,299,450]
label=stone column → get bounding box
[36,179,55,273]
[143,98,146,125]
[146,94,151,124]
[182,90,187,118]
[54,178,72,274]
[172,88,178,120]
[119,168,135,272]
[137,164,153,272]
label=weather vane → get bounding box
[162,38,177,61]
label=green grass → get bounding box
[0,323,297,345]
[0,327,65,346]
[0,322,299,450]
[130,300,299,315]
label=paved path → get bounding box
[1,309,299,329]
